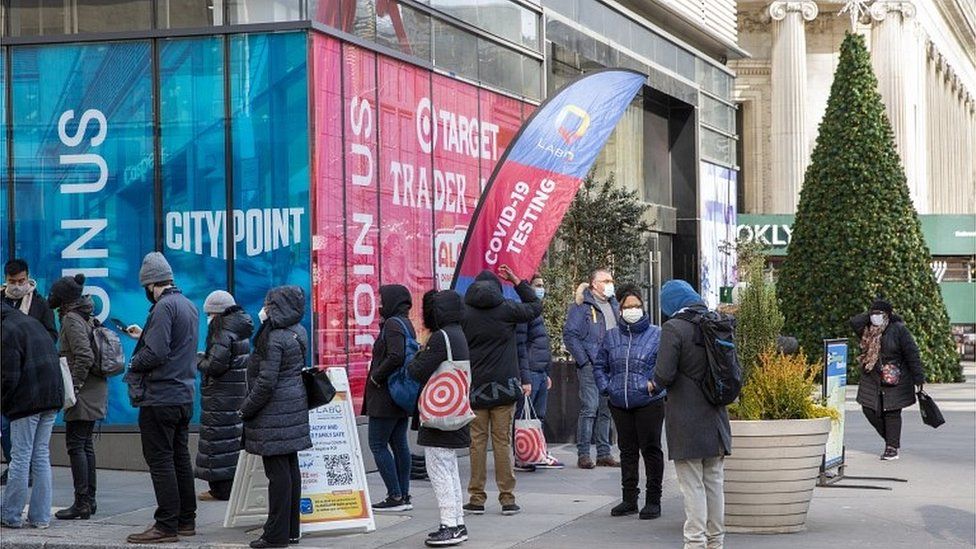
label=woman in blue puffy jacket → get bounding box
[594,283,666,521]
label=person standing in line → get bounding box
[594,284,665,520]
[851,298,925,461]
[363,285,415,512]
[196,291,253,501]
[47,275,108,521]
[239,286,311,549]
[514,274,563,472]
[409,290,471,547]
[462,267,542,516]
[654,280,731,549]
[124,252,199,544]
[563,268,620,469]
[0,302,63,529]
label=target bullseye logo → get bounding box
[514,427,547,464]
[420,368,472,422]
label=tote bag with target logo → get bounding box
[419,331,476,431]
[514,395,548,465]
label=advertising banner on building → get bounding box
[699,162,737,309]
[452,70,645,294]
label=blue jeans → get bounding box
[367,416,410,499]
[1,410,56,526]
[516,370,550,422]
[1,415,11,462]
[577,364,612,458]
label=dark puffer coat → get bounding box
[594,313,666,410]
[241,286,312,457]
[462,270,541,409]
[59,297,108,422]
[852,313,924,413]
[517,314,551,378]
[196,305,253,482]
[362,285,415,418]
[409,290,471,449]
[1,302,64,420]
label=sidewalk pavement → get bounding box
[2,371,974,548]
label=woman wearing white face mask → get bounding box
[592,284,666,520]
[852,298,925,461]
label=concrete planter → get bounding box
[725,417,831,534]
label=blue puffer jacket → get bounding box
[517,315,551,380]
[594,313,665,409]
[563,286,620,369]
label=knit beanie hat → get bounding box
[204,290,236,315]
[139,252,174,286]
[49,274,86,310]
[660,279,703,317]
[870,298,894,315]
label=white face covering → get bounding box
[602,283,615,300]
[258,307,268,323]
[621,308,643,324]
[4,282,30,300]
[870,313,886,327]
[534,287,545,300]
[206,314,217,325]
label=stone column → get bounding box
[768,1,818,214]
[870,1,927,212]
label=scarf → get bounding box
[859,317,888,371]
[3,281,35,315]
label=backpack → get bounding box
[386,317,422,413]
[675,309,741,406]
[89,318,126,377]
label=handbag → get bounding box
[916,389,945,428]
[514,395,549,465]
[419,331,476,431]
[60,357,77,410]
[287,328,336,409]
[879,363,901,387]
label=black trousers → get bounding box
[609,399,665,504]
[209,479,234,501]
[862,406,902,449]
[65,420,97,505]
[262,453,301,544]
[138,405,197,534]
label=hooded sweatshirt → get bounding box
[462,270,542,409]
[362,284,416,418]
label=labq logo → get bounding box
[555,105,591,144]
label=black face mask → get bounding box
[145,286,156,304]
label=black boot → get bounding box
[55,501,92,520]
[640,502,661,520]
[610,500,638,517]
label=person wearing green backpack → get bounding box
[362,284,418,512]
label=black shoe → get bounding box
[55,503,92,520]
[501,503,521,516]
[639,502,661,520]
[456,524,468,541]
[403,495,414,511]
[463,502,485,515]
[373,496,409,512]
[881,447,899,461]
[425,525,464,546]
[289,537,301,545]
[611,501,638,517]
[90,501,97,515]
[250,539,289,549]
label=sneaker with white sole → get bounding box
[514,462,537,472]
[372,496,409,512]
[425,525,464,546]
[881,447,899,461]
[536,454,565,469]
[463,502,485,515]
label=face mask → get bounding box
[534,288,545,300]
[4,282,30,300]
[258,307,268,323]
[622,308,643,324]
[602,283,615,299]
[206,314,216,325]
[870,314,885,327]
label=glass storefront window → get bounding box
[701,127,735,167]
[479,38,521,97]
[226,0,303,24]
[157,0,218,29]
[431,0,540,51]
[433,19,478,81]
[522,55,542,100]
[9,0,152,36]
[697,59,732,99]
[701,94,735,135]
[376,1,431,61]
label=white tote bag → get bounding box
[60,357,77,410]
[514,395,548,464]
[419,331,476,431]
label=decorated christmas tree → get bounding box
[778,33,961,382]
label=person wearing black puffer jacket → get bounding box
[852,298,924,461]
[409,290,471,547]
[363,285,416,513]
[240,286,312,549]
[196,291,253,502]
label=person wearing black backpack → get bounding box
[48,274,108,521]
[362,284,416,513]
[654,280,731,549]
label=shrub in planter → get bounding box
[730,349,838,422]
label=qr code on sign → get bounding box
[323,453,354,486]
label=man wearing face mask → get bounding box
[851,298,925,461]
[123,252,200,544]
[563,268,620,470]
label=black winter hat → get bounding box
[615,283,643,306]
[49,274,86,310]
[870,298,894,315]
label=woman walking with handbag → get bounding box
[852,298,925,460]
[239,286,311,548]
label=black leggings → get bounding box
[862,406,902,449]
[262,453,301,544]
[65,420,97,505]
[609,400,665,504]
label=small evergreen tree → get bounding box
[778,33,961,382]
[735,240,784,381]
[542,172,651,358]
